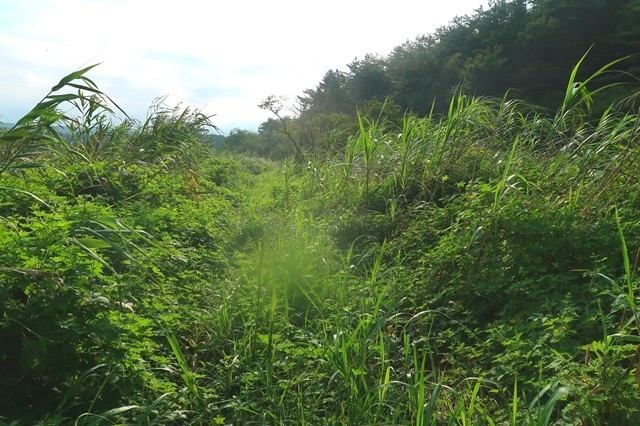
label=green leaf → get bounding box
[0,186,52,209]
[50,63,102,92]
[44,93,81,103]
[610,333,640,343]
[65,82,105,95]
[75,237,113,249]
[70,237,116,273]
[95,216,122,230]
[99,405,140,417]
[0,127,34,142]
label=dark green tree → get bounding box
[346,54,393,105]
[298,70,352,116]
[386,36,446,113]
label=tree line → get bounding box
[222,0,640,160]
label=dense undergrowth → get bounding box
[2,61,640,424]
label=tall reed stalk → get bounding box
[0,63,125,175]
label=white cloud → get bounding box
[0,0,488,132]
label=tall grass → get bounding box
[226,55,640,422]
[0,64,126,175]
[4,56,640,424]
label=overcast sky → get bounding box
[0,0,488,134]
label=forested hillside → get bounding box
[222,0,640,160]
[2,1,640,424]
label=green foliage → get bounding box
[244,0,640,163]
[269,0,640,147]
[3,49,640,425]
[0,66,237,424]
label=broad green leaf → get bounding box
[610,333,640,343]
[99,405,140,417]
[95,216,122,230]
[75,237,113,249]
[50,63,102,92]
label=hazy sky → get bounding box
[0,0,488,133]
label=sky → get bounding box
[0,0,488,134]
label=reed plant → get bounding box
[0,64,125,175]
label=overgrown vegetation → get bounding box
[2,59,639,425]
[3,7,640,423]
